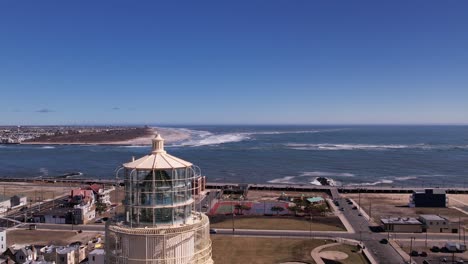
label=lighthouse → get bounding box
[106,134,213,264]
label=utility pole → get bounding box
[425,231,428,248]
[409,237,415,264]
[459,216,462,242]
[358,188,361,210]
[231,202,235,234]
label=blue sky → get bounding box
[0,1,467,125]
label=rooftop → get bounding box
[306,197,325,203]
[419,214,446,221]
[414,189,446,194]
[123,134,192,170]
[89,249,105,255]
[381,217,422,225]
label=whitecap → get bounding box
[300,171,355,177]
[40,146,55,149]
[285,143,409,151]
[394,176,418,181]
[286,143,468,151]
[347,180,394,186]
[267,176,297,184]
[174,132,249,147]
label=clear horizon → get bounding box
[1,1,467,125]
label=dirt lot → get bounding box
[0,182,79,201]
[6,229,102,246]
[342,193,468,224]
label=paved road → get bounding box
[332,197,406,264]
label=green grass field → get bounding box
[212,236,329,264]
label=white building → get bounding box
[106,134,213,264]
[419,214,459,233]
[88,249,105,264]
[0,196,11,213]
[0,229,6,255]
[56,246,75,264]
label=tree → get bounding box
[95,201,108,215]
[288,205,302,216]
[271,206,284,216]
[234,204,251,215]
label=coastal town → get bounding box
[0,126,152,145]
[1,179,468,263]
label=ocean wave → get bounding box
[174,133,249,147]
[40,146,55,149]
[347,179,394,186]
[300,171,355,177]
[285,143,468,151]
[267,171,354,184]
[268,176,297,184]
[285,143,409,151]
[393,176,418,181]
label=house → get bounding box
[70,189,96,224]
[419,215,459,233]
[409,189,447,208]
[14,245,37,264]
[87,249,105,264]
[10,195,28,208]
[34,208,70,224]
[0,229,5,255]
[381,217,423,233]
[87,184,113,206]
[56,246,76,264]
[70,189,94,206]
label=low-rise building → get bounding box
[409,189,447,208]
[419,214,458,233]
[13,245,37,264]
[56,246,75,264]
[306,196,325,204]
[381,217,423,233]
[88,184,113,206]
[87,249,105,264]
[10,195,28,208]
[0,196,11,213]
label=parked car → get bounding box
[410,250,419,256]
[431,246,440,252]
[422,260,430,264]
[352,206,358,210]
[420,251,428,257]
[379,238,388,244]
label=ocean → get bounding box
[1,125,467,187]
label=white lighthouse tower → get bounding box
[106,134,213,264]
